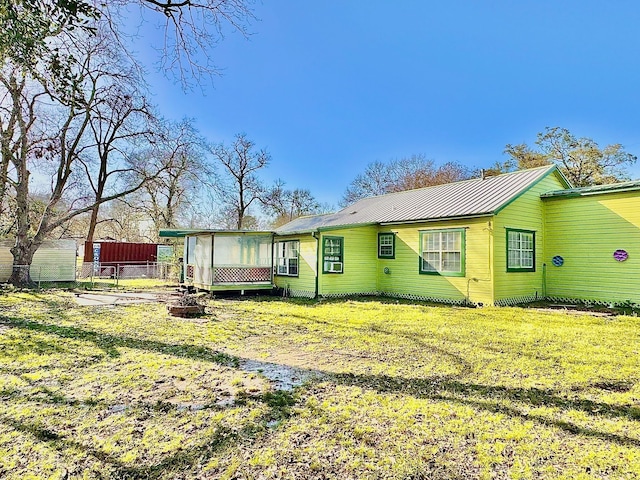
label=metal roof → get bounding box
[276,165,564,234]
[159,228,273,238]
[541,179,640,198]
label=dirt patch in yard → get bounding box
[72,290,186,306]
[238,358,320,391]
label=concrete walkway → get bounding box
[73,291,175,306]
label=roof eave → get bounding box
[493,165,569,215]
[159,228,274,238]
[541,182,640,199]
[274,229,318,236]
[380,212,494,226]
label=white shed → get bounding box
[0,240,77,282]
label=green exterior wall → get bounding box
[492,172,567,305]
[269,169,640,306]
[318,226,378,296]
[376,218,493,305]
[273,234,318,298]
[543,190,640,304]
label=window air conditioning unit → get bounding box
[327,261,343,273]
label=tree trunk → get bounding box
[9,241,37,285]
[9,146,36,286]
[85,204,100,261]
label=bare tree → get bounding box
[0,28,164,284]
[261,179,327,227]
[81,88,154,247]
[0,66,58,284]
[1,0,255,89]
[65,29,158,248]
[122,0,255,87]
[93,199,147,242]
[131,118,214,241]
[212,133,269,230]
[341,155,473,206]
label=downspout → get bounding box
[489,219,494,304]
[312,231,320,298]
[482,219,494,305]
[541,198,547,300]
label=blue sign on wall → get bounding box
[93,243,101,273]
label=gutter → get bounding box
[541,184,640,199]
[280,213,501,233]
[380,213,493,226]
[316,222,378,232]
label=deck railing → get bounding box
[213,265,271,284]
[185,264,272,285]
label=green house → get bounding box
[162,165,640,306]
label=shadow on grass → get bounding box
[0,315,235,365]
[271,311,474,376]
[330,371,640,448]
[0,410,239,479]
[239,294,465,309]
[3,311,640,469]
[1,381,295,479]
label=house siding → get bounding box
[543,190,640,304]
[376,218,493,305]
[492,172,567,305]
[274,234,317,298]
[318,226,378,296]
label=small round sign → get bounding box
[552,255,564,267]
[613,249,629,262]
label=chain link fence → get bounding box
[1,262,179,289]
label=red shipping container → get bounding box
[84,241,159,264]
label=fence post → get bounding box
[116,263,119,288]
[38,265,42,289]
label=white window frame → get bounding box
[275,240,299,276]
[378,233,395,258]
[420,229,465,276]
[507,229,535,272]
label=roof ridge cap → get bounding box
[344,164,557,205]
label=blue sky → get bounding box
[136,1,640,205]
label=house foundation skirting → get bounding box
[379,291,470,306]
[284,289,316,299]
[545,296,635,308]
[283,292,635,308]
[495,295,637,307]
[317,291,471,306]
[319,291,379,299]
[494,295,540,307]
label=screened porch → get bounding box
[182,231,274,291]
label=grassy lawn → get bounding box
[1,292,640,479]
